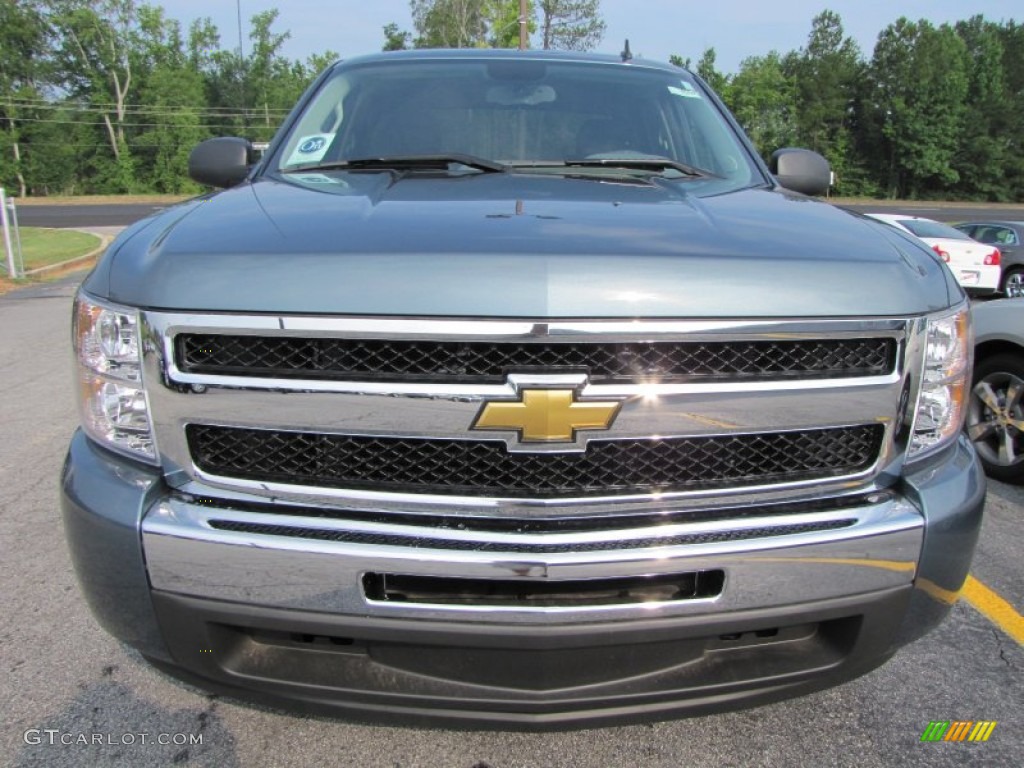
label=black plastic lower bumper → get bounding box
[147,587,910,729]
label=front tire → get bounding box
[967,354,1024,484]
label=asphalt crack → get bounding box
[991,627,1014,668]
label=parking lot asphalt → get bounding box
[1,275,1020,768]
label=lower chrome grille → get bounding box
[187,424,884,498]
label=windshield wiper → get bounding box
[283,154,510,174]
[509,157,720,179]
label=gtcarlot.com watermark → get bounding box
[24,729,202,747]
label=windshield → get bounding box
[900,219,973,241]
[272,57,759,192]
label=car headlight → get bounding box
[73,293,157,462]
[908,305,972,459]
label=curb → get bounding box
[21,230,113,277]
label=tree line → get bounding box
[0,1,1021,201]
[679,11,1024,201]
[0,0,336,196]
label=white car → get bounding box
[865,213,1001,295]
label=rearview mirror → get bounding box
[188,137,255,188]
[770,148,831,196]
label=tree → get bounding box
[695,47,729,97]
[0,0,51,196]
[382,22,412,51]
[727,52,797,157]
[786,12,862,192]
[486,0,534,49]
[410,0,488,48]
[538,0,604,51]
[950,16,1012,200]
[45,0,139,174]
[996,21,1024,200]
[126,7,205,192]
[865,18,968,198]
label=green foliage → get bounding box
[403,0,540,49]
[695,48,729,97]
[410,0,488,48]
[726,52,797,157]
[1,4,1021,200]
[538,0,604,51]
[486,1,536,49]
[382,23,412,51]
[865,18,969,198]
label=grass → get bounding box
[14,193,191,205]
[0,227,104,294]
[17,227,102,270]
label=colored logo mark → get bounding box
[299,137,327,154]
[920,721,997,742]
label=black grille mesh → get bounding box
[177,334,895,382]
[187,424,884,498]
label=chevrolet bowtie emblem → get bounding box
[472,389,621,443]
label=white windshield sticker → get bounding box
[292,173,346,186]
[287,133,334,165]
[669,83,701,99]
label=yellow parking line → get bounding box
[960,575,1024,645]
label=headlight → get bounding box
[908,305,972,459]
[73,293,156,462]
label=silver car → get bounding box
[970,298,1024,483]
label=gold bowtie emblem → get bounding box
[472,389,621,443]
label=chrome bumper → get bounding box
[142,491,923,623]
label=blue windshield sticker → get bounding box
[299,137,327,154]
[286,133,333,165]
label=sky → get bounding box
[157,0,1021,74]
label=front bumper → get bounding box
[61,429,986,727]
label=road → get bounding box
[0,274,1020,768]
[840,202,1024,222]
[14,200,1024,229]
[15,204,169,229]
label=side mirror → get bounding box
[188,137,255,188]
[770,148,831,196]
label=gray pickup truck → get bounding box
[62,49,985,728]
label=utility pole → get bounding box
[237,0,246,130]
[519,0,528,50]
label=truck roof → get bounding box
[337,47,685,75]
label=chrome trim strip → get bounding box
[186,464,880,512]
[142,493,922,622]
[173,477,882,519]
[146,312,912,341]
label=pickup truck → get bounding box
[62,49,985,728]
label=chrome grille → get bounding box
[176,334,896,383]
[187,424,884,498]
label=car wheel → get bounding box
[967,354,1024,484]
[1002,268,1024,299]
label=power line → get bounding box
[2,97,290,117]
[3,115,276,130]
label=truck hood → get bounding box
[92,173,956,317]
